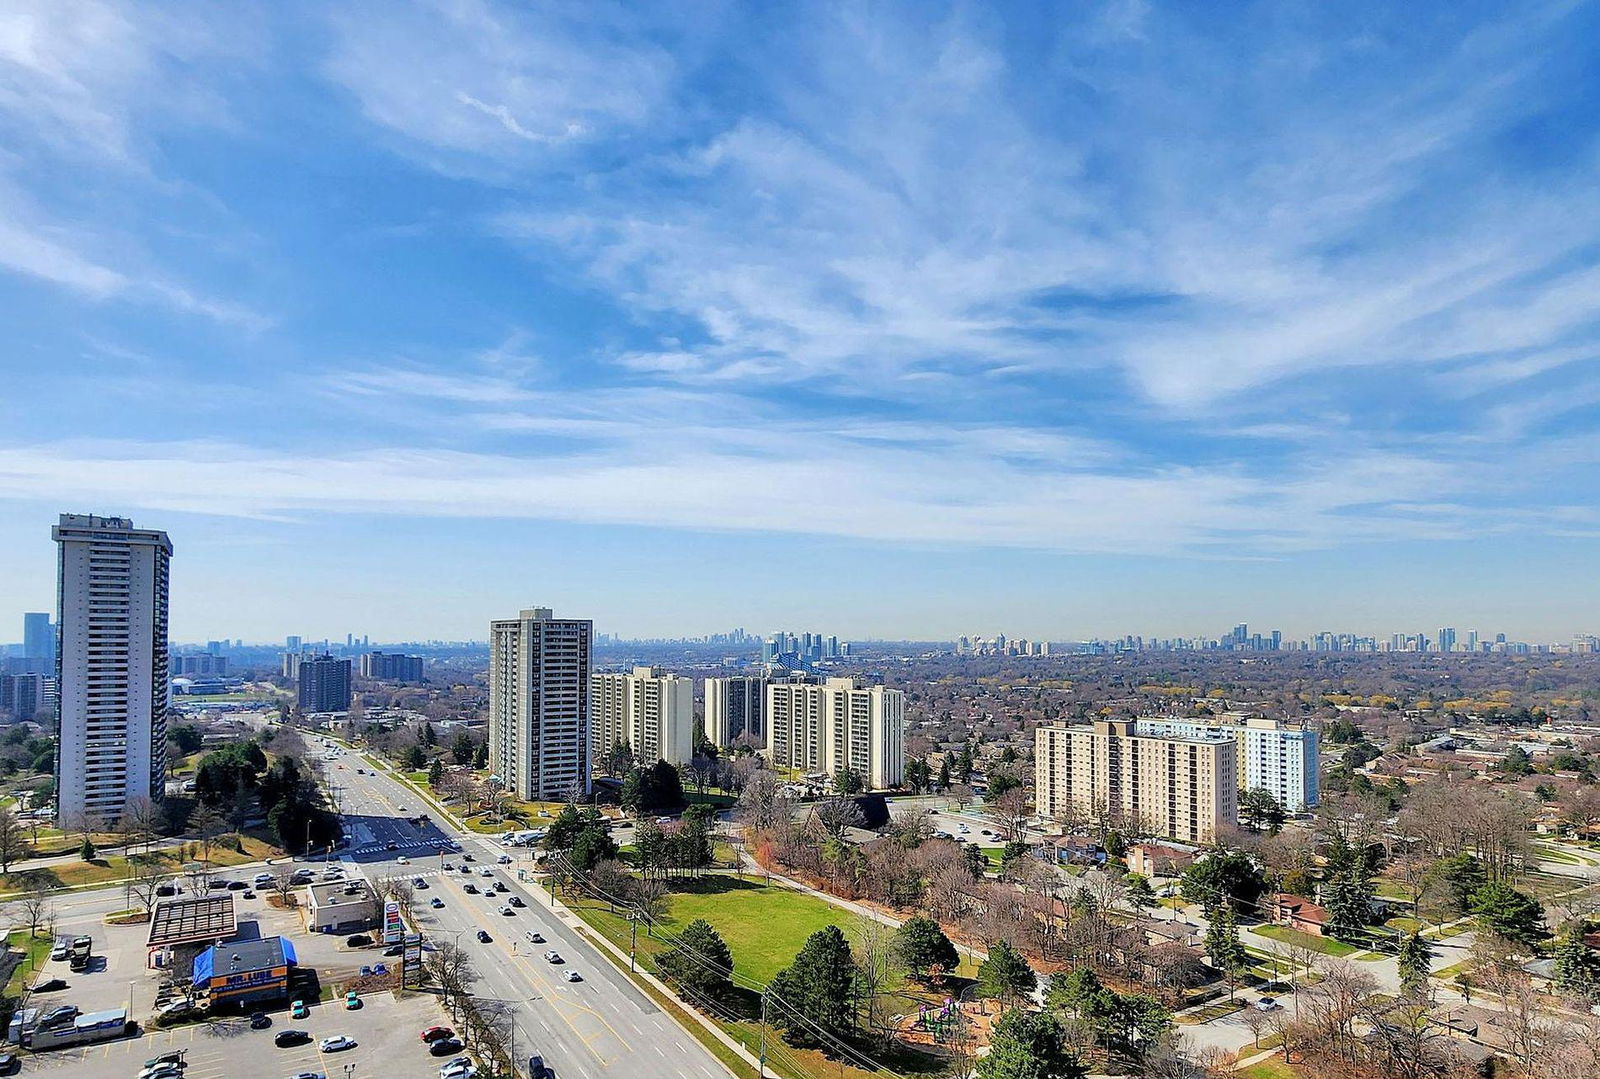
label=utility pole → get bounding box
[629,915,637,971]
[757,989,768,1078]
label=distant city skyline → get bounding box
[3,6,1600,643]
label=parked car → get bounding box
[144,1052,185,1068]
[429,1038,465,1057]
[345,991,361,1009]
[346,934,373,947]
[0,1053,17,1076]
[1254,997,1280,1012]
[479,867,493,878]
[419,1026,455,1043]
[274,1029,311,1048]
[290,999,309,1019]
[137,1065,182,1079]
[32,978,68,993]
[319,1035,356,1052]
[249,1011,272,1029]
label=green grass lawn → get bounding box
[1534,844,1584,865]
[1253,924,1360,957]
[567,877,950,1079]
[1385,916,1423,934]
[3,930,55,998]
[1235,1056,1296,1079]
[0,833,281,896]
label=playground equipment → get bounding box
[912,998,963,1042]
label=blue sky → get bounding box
[3,0,1600,643]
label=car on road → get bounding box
[476,930,492,943]
[413,877,428,887]
[508,895,524,907]
[498,905,514,916]
[0,1053,18,1076]
[463,883,478,894]
[494,881,508,892]
[290,999,309,1019]
[319,1035,357,1052]
[420,1026,455,1043]
[496,854,511,864]
[655,816,672,823]
[397,855,410,864]
[479,867,493,877]
[287,1072,325,1079]
[385,841,398,850]
[227,880,247,890]
[543,951,562,963]
[253,872,273,886]
[274,1029,311,1048]
[527,1055,549,1079]
[564,970,582,982]
[431,897,445,908]
[461,853,474,862]
[249,1011,271,1029]
[1254,997,1280,1012]
[524,931,544,944]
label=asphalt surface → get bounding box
[321,742,733,1079]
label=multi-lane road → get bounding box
[317,738,733,1079]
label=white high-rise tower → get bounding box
[54,513,172,825]
[489,607,592,801]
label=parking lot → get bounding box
[15,862,462,1079]
[15,986,451,1079]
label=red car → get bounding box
[420,1026,456,1044]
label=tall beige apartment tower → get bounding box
[488,607,592,801]
[1034,720,1237,844]
[591,666,694,766]
[766,676,905,790]
[54,513,172,825]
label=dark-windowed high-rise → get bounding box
[23,612,55,669]
[297,654,352,713]
[54,513,172,825]
[359,651,425,682]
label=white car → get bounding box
[498,904,515,916]
[524,930,545,944]
[319,1035,357,1052]
[496,854,511,864]
[543,950,562,963]
[564,970,582,982]
[440,1063,478,1079]
[397,856,410,864]
[253,872,273,886]
[480,867,493,877]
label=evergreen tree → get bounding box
[1181,850,1266,913]
[937,756,952,790]
[419,722,436,747]
[656,919,734,1001]
[1240,787,1285,834]
[1324,870,1374,942]
[405,743,427,771]
[893,916,959,982]
[978,939,1037,1005]
[1204,906,1248,1000]
[451,731,475,766]
[1436,853,1487,912]
[1470,880,1546,944]
[80,834,96,861]
[427,758,445,787]
[1553,922,1596,999]
[570,824,620,871]
[473,740,489,770]
[976,1009,1087,1079]
[770,926,858,1045]
[1396,931,1434,997]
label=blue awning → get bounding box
[191,948,213,988]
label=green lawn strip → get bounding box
[1235,1056,1296,1079]
[1372,879,1413,901]
[3,930,56,997]
[1252,925,1359,957]
[0,833,281,897]
[1176,998,1245,1025]
[1534,844,1583,865]
[566,883,947,1079]
[1385,916,1422,934]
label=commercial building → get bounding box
[359,651,425,682]
[592,666,694,766]
[489,607,592,801]
[1034,720,1237,844]
[703,675,767,748]
[766,676,905,790]
[296,654,352,713]
[305,878,380,934]
[174,653,227,676]
[192,936,297,1009]
[53,513,172,825]
[1134,715,1319,812]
